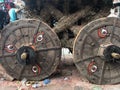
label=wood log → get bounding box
[39,5,91,49]
[70,25,83,36]
[23,1,110,50]
[40,6,51,22]
[39,3,64,25]
[45,3,64,20]
[60,25,83,49]
[53,6,92,33]
[64,0,69,14]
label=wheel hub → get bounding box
[16,46,36,65]
[103,45,120,62]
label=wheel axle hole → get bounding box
[98,28,108,38]
[88,61,98,74]
[37,35,43,41]
[34,32,44,43]
[32,66,38,73]
[5,44,16,53]
[91,65,97,73]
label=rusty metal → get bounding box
[0,19,61,80]
[73,17,120,84]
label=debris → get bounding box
[43,79,51,85]
[61,70,72,76]
[18,86,27,90]
[21,78,27,86]
[64,77,69,81]
[25,81,33,87]
[32,83,42,88]
[0,78,5,84]
[74,86,84,90]
[0,78,5,81]
[92,86,102,90]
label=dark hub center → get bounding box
[16,46,36,65]
[103,45,120,62]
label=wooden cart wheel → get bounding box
[0,19,61,80]
[73,17,120,85]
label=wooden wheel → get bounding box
[0,19,61,80]
[73,17,120,85]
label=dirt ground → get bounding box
[0,54,120,90]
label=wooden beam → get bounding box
[53,6,92,33]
